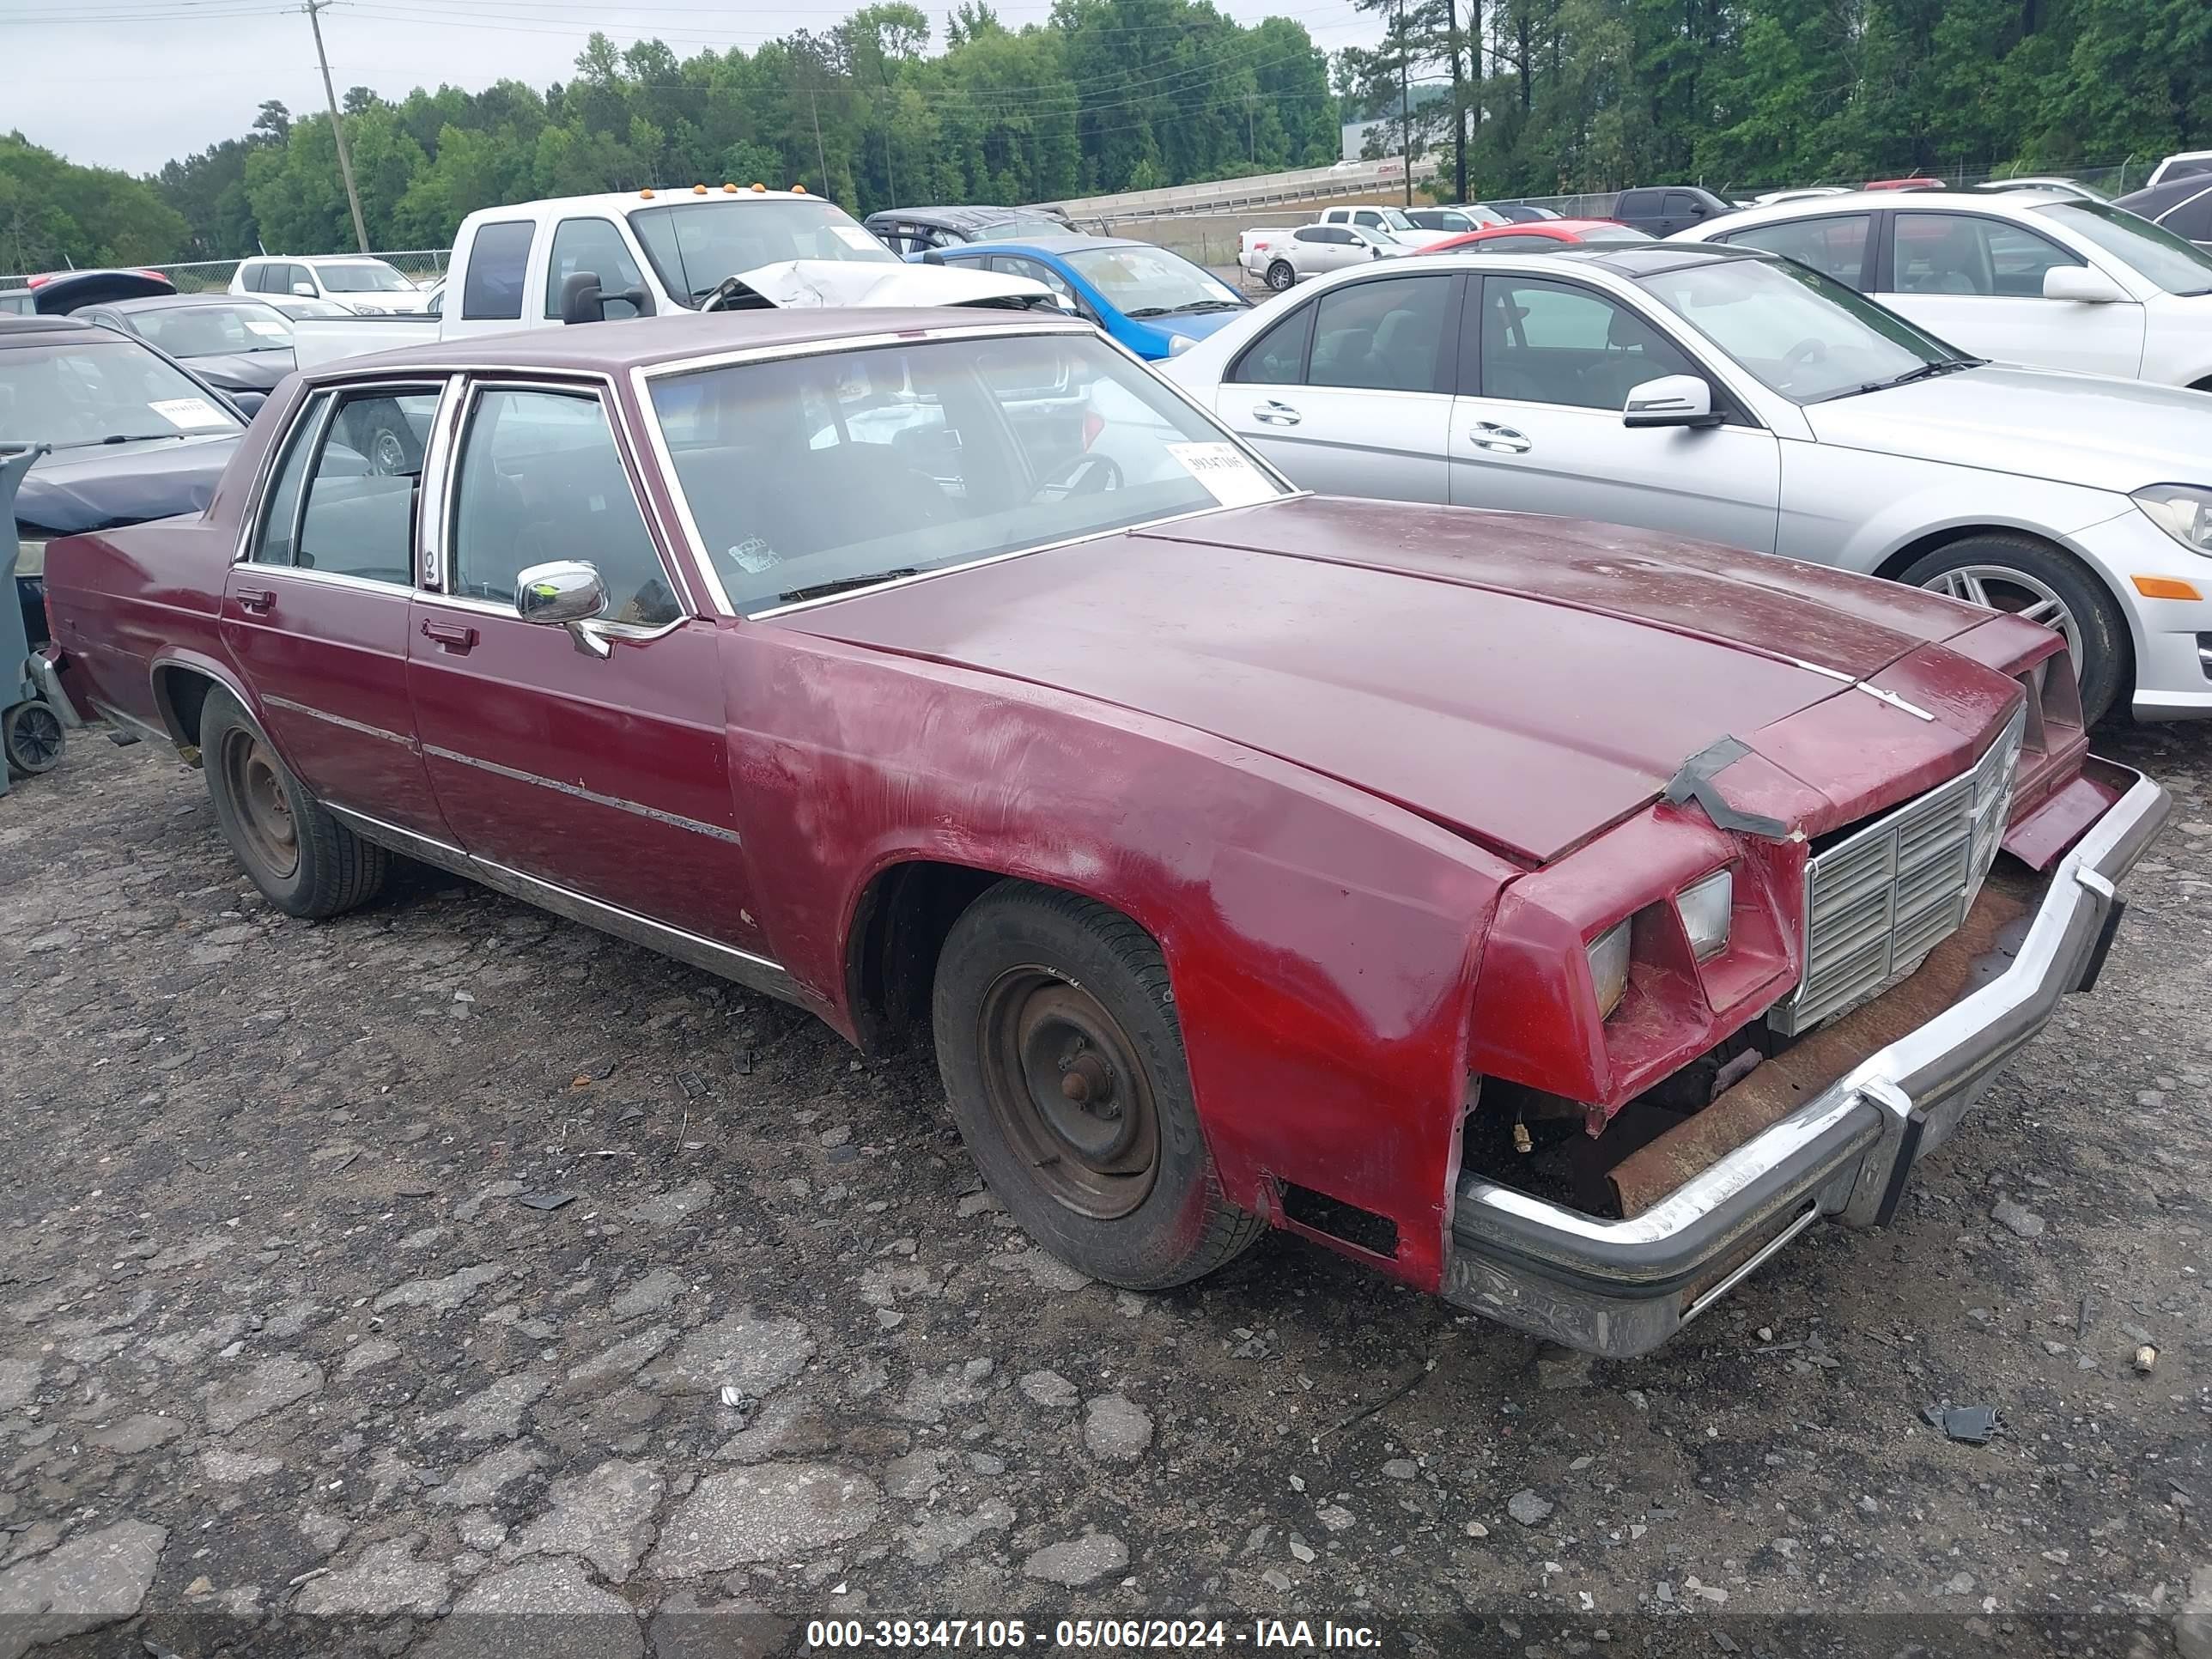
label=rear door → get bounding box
[1212,271,1460,502]
[1447,273,1780,550]
[405,377,764,952]
[1876,210,2145,374]
[221,379,454,839]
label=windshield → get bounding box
[629,199,896,306]
[273,297,351,319]
[0,337,243,446]
[647,331,1287,613]
[2035,201,2212,295]
[966,219,1075,244]
[1062,245,1246,317]
[1376,209,1416,232]
[315,261,413,293]
[1637,254,1966,402]
[126,302,294,356]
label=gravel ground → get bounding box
[1,722,2208,1659]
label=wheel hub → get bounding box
[223,729,299,879]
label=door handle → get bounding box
[1252,400,1302,427]
[1468,422,1532,454]
[421,618,478,653]
[234,586,276,614]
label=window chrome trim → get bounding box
[629,319,1303,620]
[440,374,698,621]
[234,379,454,569]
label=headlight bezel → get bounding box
[2133,483,2212,556]
[1674,866,1734,963]
[1585,915,1632,1021]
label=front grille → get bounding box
[1770,706,2027,1036]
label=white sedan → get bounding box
[1162,241,2212,724]
[1241,224,1404,291]
[1673,188,2212,387]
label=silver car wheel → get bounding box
[1923,563,2081,671]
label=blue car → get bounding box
[908,235,1250,361]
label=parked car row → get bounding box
[27,300,2169,1359]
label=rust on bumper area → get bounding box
[1443,759,2169,1359]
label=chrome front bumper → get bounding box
[1443,763,2169,1359]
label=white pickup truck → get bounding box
[289,186,1057,372]
[1238,222,1406,291]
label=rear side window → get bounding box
[1307,276,1453,392]
[1617,191,1656,216]
[1722,215,1874,290]
[544,218,646,320]
[462,221,534,320]
[253,386,441,583]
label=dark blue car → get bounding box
[910,236,1250,361]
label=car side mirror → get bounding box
[292,282,317,298]
[514,558,611,657]
[1623,374,1721,428]
[233,389,267,417]
[2043,265,2128,304]
[559,271,607,325]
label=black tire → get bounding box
[1265,260,1296,293]
[933,880,1264,1291]
[3,700,64,778]
[200,687,389,919]
[1899,534,2130,725]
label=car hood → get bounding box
[1124,307,1250,353]
[779,496,2021,864]
[727,259,1055,311]
[1804,364,2212,492]
[175,350,293,392]
[10,433,238,537]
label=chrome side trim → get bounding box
[417,742,742,845]
[262,692,416,750]
[323,803,799,1005]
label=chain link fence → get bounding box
[1,249,448,294]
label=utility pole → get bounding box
[304,0,370,253]
[810,90,830,197]
[1395,0,1413,208]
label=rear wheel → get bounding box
[1900,534,2128,724]
[933,881,1263,1290]
[200,687,389,918]
[2,700,64,777]
[1266,260,1296,292]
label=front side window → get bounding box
[450,388,678,626]
[1720,214,1874,290]
[988,255,1077,306]
[255,386,439,581]
[1637,254,1960,403]
[462,222,534,319]
[2034,200,2212,295]
[647,331,1287,613]
[1476,276,1699,410]
[1227,301,1316,385]
[544,218,647,319]
[1889,213,2082,296]
[1308,276,1453,392]
[628,199,896,307]
[0,335,244,447]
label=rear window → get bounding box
[462,221,534,320]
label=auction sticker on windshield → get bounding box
[1165,441,1276,507]
[148,397,232,429]
[244,319,288,337]
[833,226,884,251]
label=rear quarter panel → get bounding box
[44,516,235,735]
[727,623,1517,1291]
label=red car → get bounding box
[40,309,2166,1357]
[1425,219,1656,254]
[1862,177,1947,191]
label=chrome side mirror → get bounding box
[515,559,611,657]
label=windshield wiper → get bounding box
[1121,306,1173,319]
[775,568,919,603]
[1814,358,1981,402]
[50,432,193,449]
[1166,300,1244,313]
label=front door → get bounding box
[1879,210,2146,376]
[406,379,765,955]
[1447,274,1781,551]
[1211,270,1460,503]
[221,380,453,840]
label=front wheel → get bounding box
[932,882,1263,1290]
[1266,260,1295,292]
[1900,535,2128,724]
[200,688,390,918]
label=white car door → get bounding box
[1209,270,1458,503]
[1878,210,2145,377]
[1447,273,1781,551]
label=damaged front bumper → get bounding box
[1443,760,2169,1359]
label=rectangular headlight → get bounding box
[1586,917,1632,1019]
[1675,867,1733,963]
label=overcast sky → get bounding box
[7,0,1382,177]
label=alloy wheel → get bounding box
[1922,563,2081,672]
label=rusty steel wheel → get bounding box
[975,968,1160,1219]
[219,726,299,882]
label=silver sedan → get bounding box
[1162,242,2212,723]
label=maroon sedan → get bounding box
[40,309,2166,1356]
